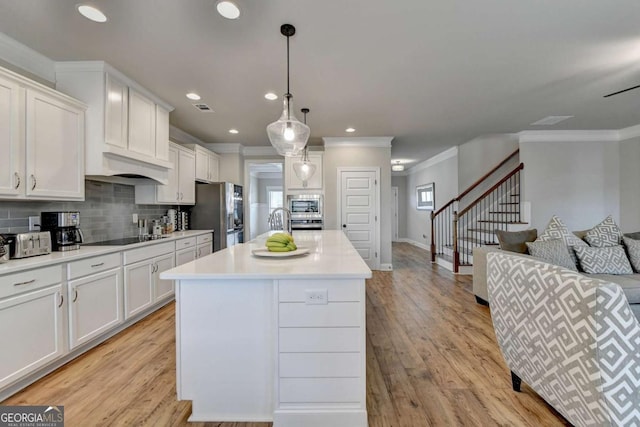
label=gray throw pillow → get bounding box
[526,239,578,271]
[536,215,587,265]
[583,215,623,247]
[624,231,640,241]
[495,229,537,254]
[573,245,633,275]
[623,237,640,273]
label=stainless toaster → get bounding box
[1,232,52,259]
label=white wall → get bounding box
[391,175,408,239]
[218,153,244,185]
[620,136,640,232]
[457,134,519,192]
[520,140,620,231]
[405,153,458,248]
[324,145,392,268]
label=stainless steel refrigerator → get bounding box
[190,182,243,252]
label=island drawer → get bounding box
[279,378,361,403]
[279,353,360,378]
[124,241,175,265]
[279,328,361,352]
[279,302,360,327]
[67,252,121,280]
[278,279,361,302]
[196,233,212,245]
[175,237,197,250]
[0,265,63,299]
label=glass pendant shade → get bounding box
[293,149,317,182]
[267,95,310,157]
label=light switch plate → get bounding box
[28,216,40,231]
[305,289,328,305]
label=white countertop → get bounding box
[161,230,372,280]
[0,230,213,275]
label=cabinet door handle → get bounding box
[91,262,104,268]
[14,172,20,189]
[58,294,64,308]
[180,192,184,200]
[197,248,201,257]
[73,289,78,302]
[176,192,180,201]
[152,264,157,273]
[13,279,35,287]
[31,174,36,190]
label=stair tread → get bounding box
[489,211,519,214]
[458,237,499,245]
[443,245,473,255]
[467,228,497,233]
[499,202,520,205]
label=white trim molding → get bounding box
[170,125,209,146]
[518,130,619,143]
[0,32,56,83]
[323,137,393,148]
[243,146,279,156]
[398,238,429,251]
[618,124,640,141]
[379,264,393,271]
[409,146,458,174]
[210,143,244,154]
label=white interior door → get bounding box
[339,169,379,270]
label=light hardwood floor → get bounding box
[2,243,569,426]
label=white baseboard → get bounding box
[397,238,429,251]
[379,263,393,271]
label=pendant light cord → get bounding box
[286,34,291,120]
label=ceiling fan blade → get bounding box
[603,84,640,98]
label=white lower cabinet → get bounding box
[196,243,212,258]
[124,242,176,319]
[153,252,175,302]
[176,247,196,265]
[68,268,123,349]
[0,284,65,390]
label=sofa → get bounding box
[474,245,640,320]
[487,252,640,426]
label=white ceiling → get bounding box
[2,0,640,167]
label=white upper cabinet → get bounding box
[0,73,22,197]
[285,151,323,192]
[135,143,195,205]
[55,61,174,184]
[185,144,220,183]
[0,66,86,201]
[104,73,128,150]
[128,88,156,158]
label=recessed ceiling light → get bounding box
[77,4,107,23]
[346,127,356,133]
[186,92,201,101]
[264,92,278,101]
[229,129,239,134]
[217,1,240,19]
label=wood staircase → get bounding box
[430,150,527,274]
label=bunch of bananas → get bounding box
[266,233,297,252]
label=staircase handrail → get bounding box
[431,149,519,218]
[457,163,524,218]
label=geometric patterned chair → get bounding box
[487,252,640,427]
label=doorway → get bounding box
[244,160,284,240]
[337,167,380,270]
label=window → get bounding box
[267,186,283,213]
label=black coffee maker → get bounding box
[41,212,84,251]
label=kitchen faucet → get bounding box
[268,207,292,234]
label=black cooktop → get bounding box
[86,237,150,246]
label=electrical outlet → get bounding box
[28,216,40,231]
[305,289,328,305]
[132,213,138,224]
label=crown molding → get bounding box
[169,125,209,146]
[243,146,279,156]
[518,130,619,143]
[618,124,640,141]
[323,136,394,148]
[408,146,458,174]
[0,32,56,83]
[209,143,244,154]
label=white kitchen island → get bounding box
[160,230,372,427]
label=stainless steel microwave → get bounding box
[288,194,323,220]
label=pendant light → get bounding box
[266,24,310,157]
[293,108,316,185]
